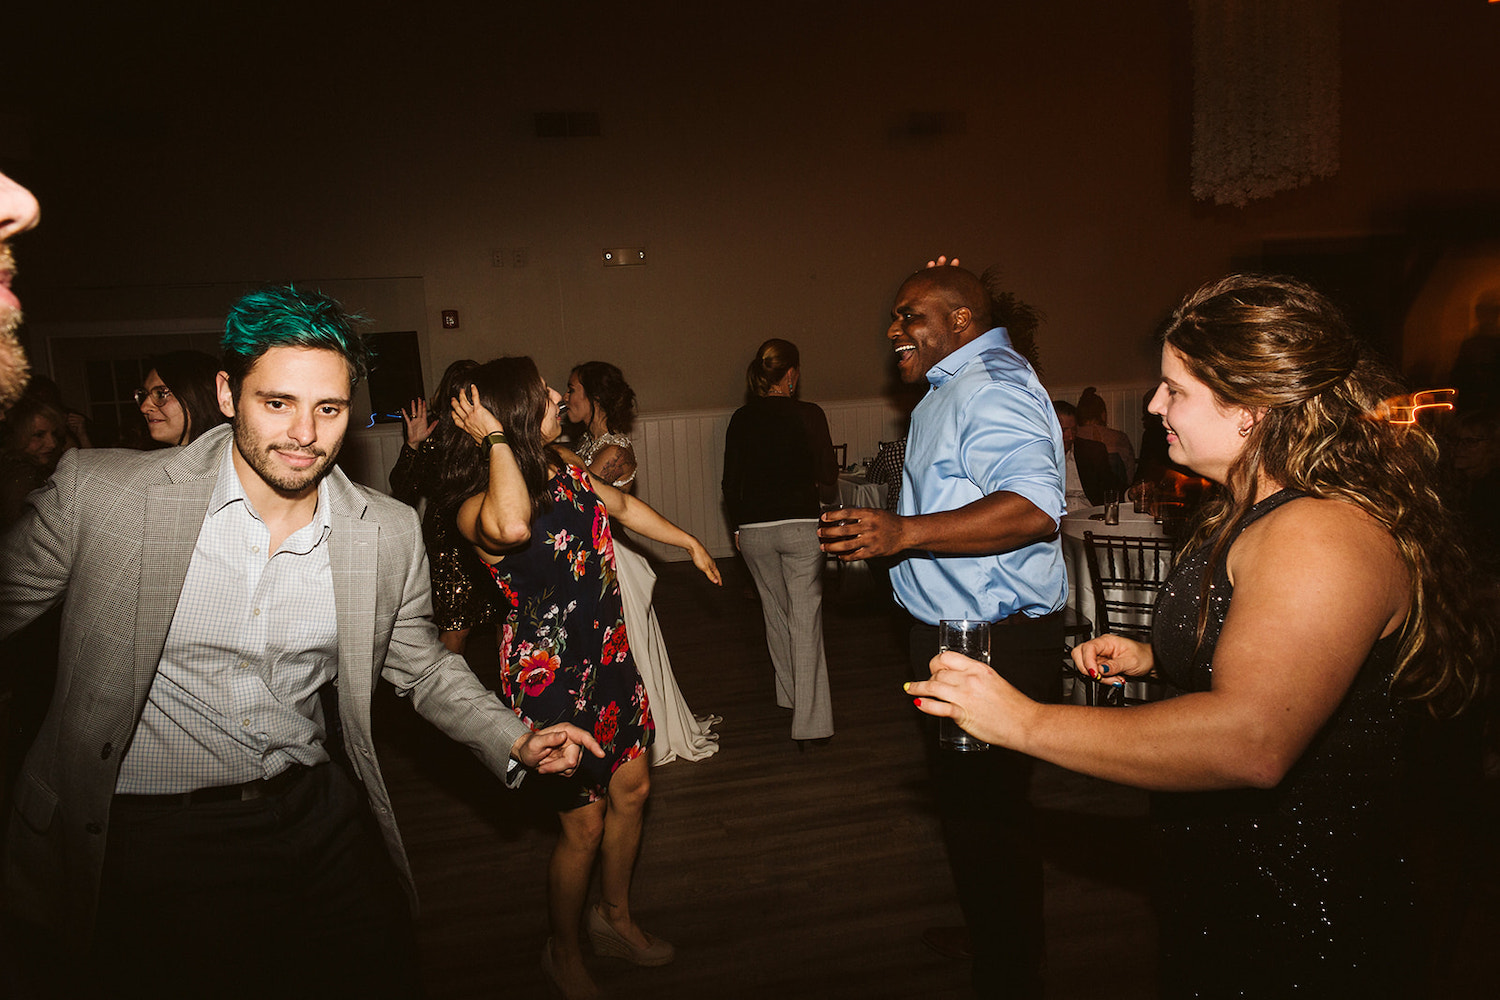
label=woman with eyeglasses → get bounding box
[136,350,227,447]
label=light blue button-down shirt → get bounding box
[890,327,1067,624]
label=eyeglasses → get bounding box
[134,386,174,406]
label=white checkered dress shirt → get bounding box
[116,440,339,793]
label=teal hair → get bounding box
[221,285,372,395]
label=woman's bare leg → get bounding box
[547,799,606,995]
[596,754,655,946]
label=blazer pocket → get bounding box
[13,772,59,834]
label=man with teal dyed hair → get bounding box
[220,283,373,395]
[0,284,603,997]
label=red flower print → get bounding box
[595,701,620,746]
[516,649,561,697]
[592,505,616,567]
[496,578,519,609]
[600,622,630,665]
[499,624,515,661]
[571,548,588,580]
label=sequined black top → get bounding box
[1150,488,1416,998]
[389,439,498,633]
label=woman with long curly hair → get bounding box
[909,274,1491,996]
[440,357,720,1000]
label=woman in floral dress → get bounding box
[443,357,720,1000]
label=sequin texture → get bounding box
[1148,489,1417,997]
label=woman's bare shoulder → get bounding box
[1232,494,1407,620]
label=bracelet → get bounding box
[482,431,509,449]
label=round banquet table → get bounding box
[1058,505,1169,629]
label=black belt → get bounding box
[117,763,314,807]
[914,609,1062,629]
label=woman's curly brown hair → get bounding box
[1165,273,1489,718]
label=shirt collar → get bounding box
[926,327,1012,389]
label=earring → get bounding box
[1238,425,1251,438]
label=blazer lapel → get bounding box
[134,430,229,707]
[327,471,378,708]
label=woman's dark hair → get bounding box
[1166,273,1489,717]
[571,361,636,433]
[1076,387,1109,426]
[431,356,557,514]
[430,359,479,420]
[147,350,228,445]
[747,338,799,397]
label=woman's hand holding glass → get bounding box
[1070,634,1154,686]
[450,385,505,444]
[906,650,1041,750]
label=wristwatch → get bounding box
[482,431,508,449]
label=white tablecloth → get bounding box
[1059,506,1169,628]
[836,474,887,510]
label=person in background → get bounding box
[389,358,497,655]
[137,350,229,447]
[22,376,92,452]
[566,360,721,764]
[566,361,637,490]
[1052,399,1118,511]
[1440,405,1500,580]
[1075,385,1135,484]
[723,338,838,748]
[910,273,1492,996]
[445,357,720,1000]
[0,287,601,999]
[864,436,906,513]
[0,394,66,527]
[820,258,1065,999]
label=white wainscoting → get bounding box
[337,382,1159,563]
[628,397,910,561]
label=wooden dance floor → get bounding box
[378,559,1495,998]
[378,559,1162,999]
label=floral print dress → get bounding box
[487,464,653,807]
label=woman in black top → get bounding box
[389,358,496,654]
[723,338,838,745]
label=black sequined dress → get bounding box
[389,439,498,633]
[1150,488,1417,998]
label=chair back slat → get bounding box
[1082,531,1176,644]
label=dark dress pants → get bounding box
[85,761,420,1000]
[912,612,1063,1000]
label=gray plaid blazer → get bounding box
[0,423,529,943]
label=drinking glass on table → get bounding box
[1103,488,1120,525]
[936,619,992,751]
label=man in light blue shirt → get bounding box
[820,261,1065,999]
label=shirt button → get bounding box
[252,608,261,616]
[99,742,112,759]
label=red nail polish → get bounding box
[913,698,922,708]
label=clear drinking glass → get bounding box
[936,619,992,752]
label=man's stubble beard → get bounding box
[231,411,344,498]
